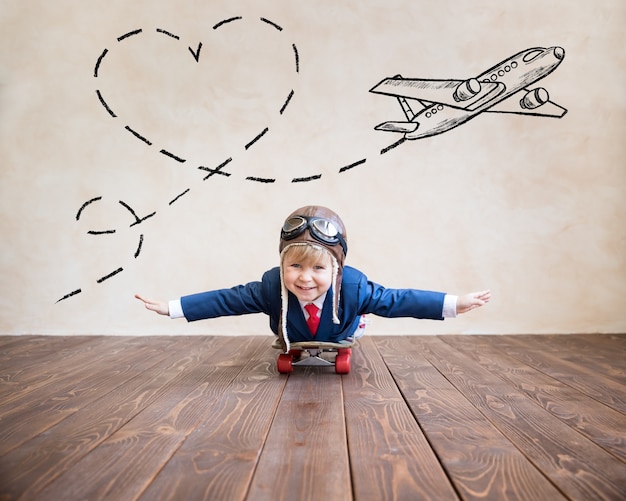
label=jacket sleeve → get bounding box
[351,269,446,320]
[179,270,278,322]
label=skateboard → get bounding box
[273,339,355,374]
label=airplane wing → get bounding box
[485,87,568,117]
[370,77,505,111]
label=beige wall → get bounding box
[1,0,624,335]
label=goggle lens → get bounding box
[282,217,307,235]
[311,219,338,239]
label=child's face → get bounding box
[282,251,333,303]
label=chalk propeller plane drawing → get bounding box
[370,46,567,140]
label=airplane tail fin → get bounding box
[374,74,420,135]
[384,74,419,120]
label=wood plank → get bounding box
[440,335,626,463]
[410,336,626,501]
[487,335,626,414]
[375,336,568,501]
[543,333,626,359]
[559,333,626,361]
[33,336,264,501]
[0,335,105,397]
[0,336,176,456]
[246,363,351,500]
[0,335,128,402]
[0,336,106,371]
[0,335,70,356]
[1,336,97,403]
[500,334,626,386]
[138,340,286,501]
[0,334,30,349]
[0,336,224,500]
[343,337,460,501]
[1,334,624,501]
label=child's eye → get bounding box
[290,263,301,268]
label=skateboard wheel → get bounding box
[288,349,303,360]
[337,348,352,356]
[335,353,351,374]
[277,354,293,374]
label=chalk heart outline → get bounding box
[98,20,297,160]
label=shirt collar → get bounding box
[298,292,327,311]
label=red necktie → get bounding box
[304,303,320,336]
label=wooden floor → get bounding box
[0,334,625,501]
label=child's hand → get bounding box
[135,294,169,316]
[456,290,491,315]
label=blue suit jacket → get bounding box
[180,266,446,343]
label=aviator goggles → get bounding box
[281,216,348,255]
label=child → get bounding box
[136,205,490,352]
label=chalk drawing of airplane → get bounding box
[370,46,567,140]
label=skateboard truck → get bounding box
[273,340,354,374]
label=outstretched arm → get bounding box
[135,294,169,316]
[456,290,491,315]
